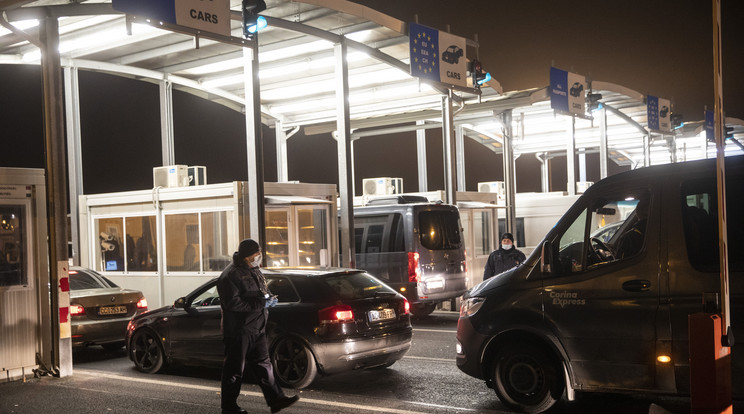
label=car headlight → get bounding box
[460,297,486,317]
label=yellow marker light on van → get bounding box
[657,355,672,363]
[400,287,406,292]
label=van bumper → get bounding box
[455,315,489,381]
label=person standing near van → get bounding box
[217,238,299,414]
[483,232,526,279]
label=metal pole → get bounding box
[456,125,466,191]
[442,90,457,205]
[63,65,83,265]
[500,110,516,235]
[275,120,288,182]
[40,14,71,377]
[712,0,731,342]
[416,120,428,192]
[159,78,175,166]
[335,40,355,268]
[243,43,266,250]
[599,106,609,179]
[566,116,576,195]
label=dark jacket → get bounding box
[217,260,270,337]
[483,247,526,279]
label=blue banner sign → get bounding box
[705,109,715,141]
[409,23,467,88]
[550,67,585,116]
[647,95,671,132]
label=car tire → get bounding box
[411,303,436,317]
[131,329,165,374]
[272,336,317,389]
[492,342,563,413]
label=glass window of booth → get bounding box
[95,216,158,273]
[0,205,26,287]
[164,210,233,273]
[297,208,328,267]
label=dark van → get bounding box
[352,196,467,316]
[456,156,743,412]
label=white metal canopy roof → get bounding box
[1,0,742,168]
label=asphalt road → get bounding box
[0,310,720,414]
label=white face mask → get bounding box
[250,254,262,267]
[502,243,513,250]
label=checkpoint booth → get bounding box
[78,181,337,308]
[0,168,52,381]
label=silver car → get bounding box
[69,266,148,350]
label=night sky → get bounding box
[1,0,742,196]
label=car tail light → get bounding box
[70,304,85,316]
[403,299,410,315]
[407,252,420,283]
[136,297,148,310]
[318,304,354,323]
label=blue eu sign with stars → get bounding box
[647,95,671,132]
[409,23,440,83]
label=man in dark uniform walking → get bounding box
[217,238,299,414]
[483,232,526,280]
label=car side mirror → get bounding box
[174,297,187,308]
[540,240,552,273]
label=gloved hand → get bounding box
[264,295,278,308]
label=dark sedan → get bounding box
[126,268,412,388]
[69,266,148,350]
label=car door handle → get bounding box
[622,279,651,292]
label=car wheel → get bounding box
[101,341,125,351]
[492,342,563,413]
[272,336,317,389]
[131,329,164,374]
[411,303,436,317]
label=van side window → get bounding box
[419,210,462,250]
[681,176,744,272]
[554,191,651,275]
[366,225,384,253]
[353,213,404,254]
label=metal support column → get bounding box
[643,134,651,167]
[566,116,576,195]
[275,120,288,182]
[63,65,83,265]
[500,110,516,235]
[456,125,466,191]
[537,153,549,192]
[335,40,355,268]
[578,148,587,183]
[159,78,175,166]
[442,90,457,205]
[40,14,71,377]
[243,44,266,248]
[599,106,608,179]
[416,120,428,192]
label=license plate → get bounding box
[99,305,128,315]
[427,280,444,290]
[368,308,396,322]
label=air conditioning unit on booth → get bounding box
[362,177,403,196]
[153,165,189,188]
[478,181,506,202]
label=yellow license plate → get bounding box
[99,305,127,315]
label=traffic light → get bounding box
[671,113,683,129]
[469,59,487,88]
[242,0,267,39]
[586,93,603,112]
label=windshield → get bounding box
[418,210,462,250]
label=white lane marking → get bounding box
[402,355,454,363]
[73,369,429,414]
[414,328,457,334]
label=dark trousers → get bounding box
[221,332,284,410]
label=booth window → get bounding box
[164,210,233,273]
[0,205,26,287]
[297,208,328,266]
[474,211,492,256]
[202,211,231,271]
[95,216,158,273]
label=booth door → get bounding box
[265,205,330,267]
[461,208,496,288]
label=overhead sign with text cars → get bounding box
[550,67,586,116]
[409,23,467,88]
[112,0,232,37]
[647,95,671,132]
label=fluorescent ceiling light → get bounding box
[0,19,39,38]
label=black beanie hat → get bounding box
[236,238,260,261]
[501,232,514,243]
